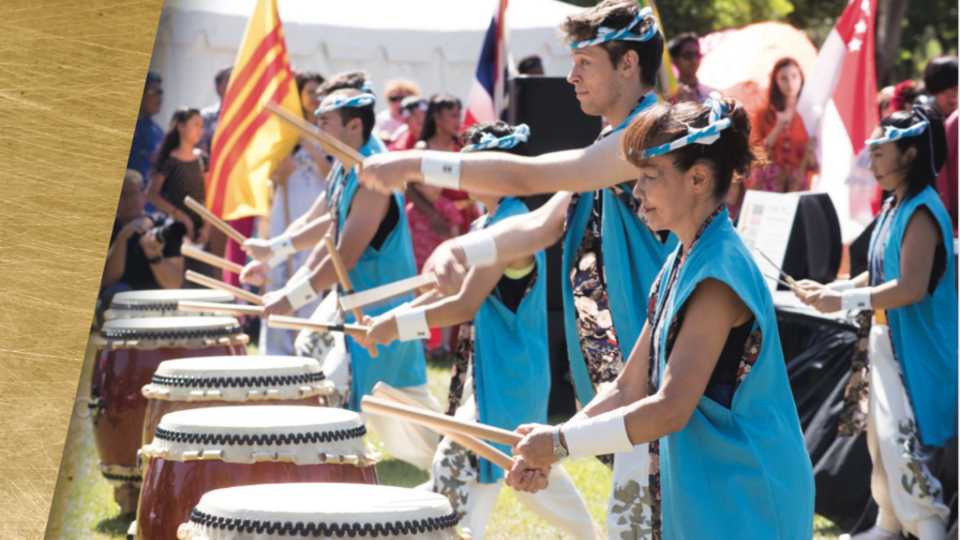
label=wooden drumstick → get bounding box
[267,315,369,339]
[372,383,548,490]
[323,235,379,357]
[185,270,264,306]
[361,395,522,447]
[339,273,436,311]
[265,102,364,169]
[181,244,273,285]
[184,196,247,244]
[177,301,264,317]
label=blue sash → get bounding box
[326,142,427,412]
[869,186,958,447]
[654,209,814,539]
[471,198,549,483]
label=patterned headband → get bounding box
[569,7,659,50]
[638,92,731,159]
[461,124,531,153]
[315,93,376,115]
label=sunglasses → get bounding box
[679,51,702,61]
[389,94,409,103]
[145,88,164,96]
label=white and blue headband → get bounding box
[569,7,659,50]
[865,109,929,147]
[636,92,731,159]
[315,92,376,115]
[360,80,373,93]
[866,106,938,177]
[461,124,530,153]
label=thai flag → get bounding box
[797,0,880,242]
[463,0,511,130]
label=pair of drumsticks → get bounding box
[364,383,549,491]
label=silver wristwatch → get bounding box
[553,426,569,460]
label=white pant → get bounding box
[606,442,652,540]
[867,323,949,540]
[295,292,440,470]
[429,386,601,540]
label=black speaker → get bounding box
[508,76,603,155]
[508,76,601,420]
[848,216,877,278]
[781,192,844,285]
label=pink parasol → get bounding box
[697,22,818,119]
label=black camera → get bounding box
[148,220,187,245]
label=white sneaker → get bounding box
[839,525,901,540]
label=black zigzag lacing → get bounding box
[153,425,366,446]
[100,325,243,341]
[189,508,460,537]
[151,371,326,389]
[101,471,142,483]
[111,300,230,311]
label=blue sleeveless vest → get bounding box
[654,209,814,539]
[560,93,677,406]
[869,186,958,447]
[471,198,549,483]
[326,143,427,412]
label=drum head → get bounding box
[144,406,379,466]
[111,289,234,309]
[100,316,243,343]
[143,356,332,402]
[184,483,462,540]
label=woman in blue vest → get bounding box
[798,105,955,540]
[360,122,598,540]
[507,95,815,540]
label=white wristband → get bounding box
[561,408,633,461]
[841,288,872,311]
[286,277,319,310]
[421,151,462,190]
[456,233,498,268]
[829,280,856,292]
[269,234,296,259]
[267,254,286,269]
[395,307,430,342]
[288,265,311,287]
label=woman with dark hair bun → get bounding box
[798,105,955,540]
[508,95,815,539]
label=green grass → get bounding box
[57,337,845,539]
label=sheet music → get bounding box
[737,190,801,296]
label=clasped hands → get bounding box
[505,423,563,494]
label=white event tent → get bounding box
[152,0,583,128]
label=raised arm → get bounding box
[359,132,637,197]
[422,192,570,295]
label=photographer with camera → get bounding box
[95,170,185,327]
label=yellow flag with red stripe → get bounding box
[206,0,301,220]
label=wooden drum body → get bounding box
[178,483,469,540]
[107,289,236,319]
[141,355,333,446]
[137,406,379,540]
[90,317,247,498]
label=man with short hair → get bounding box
[252,88,437,473]
[923,55,958,117]
[518,54,545,76]
[666,32,716,103]
[358,1,677,536]
[96,169,184,327]
[198,66,232,154]
[127,72,165,183]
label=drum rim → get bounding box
[187,506,461,538]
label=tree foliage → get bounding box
[558,0,958,83]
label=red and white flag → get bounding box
[797,0,880,242]
[462,0,511,130]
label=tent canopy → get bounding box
[154,0,582,127]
